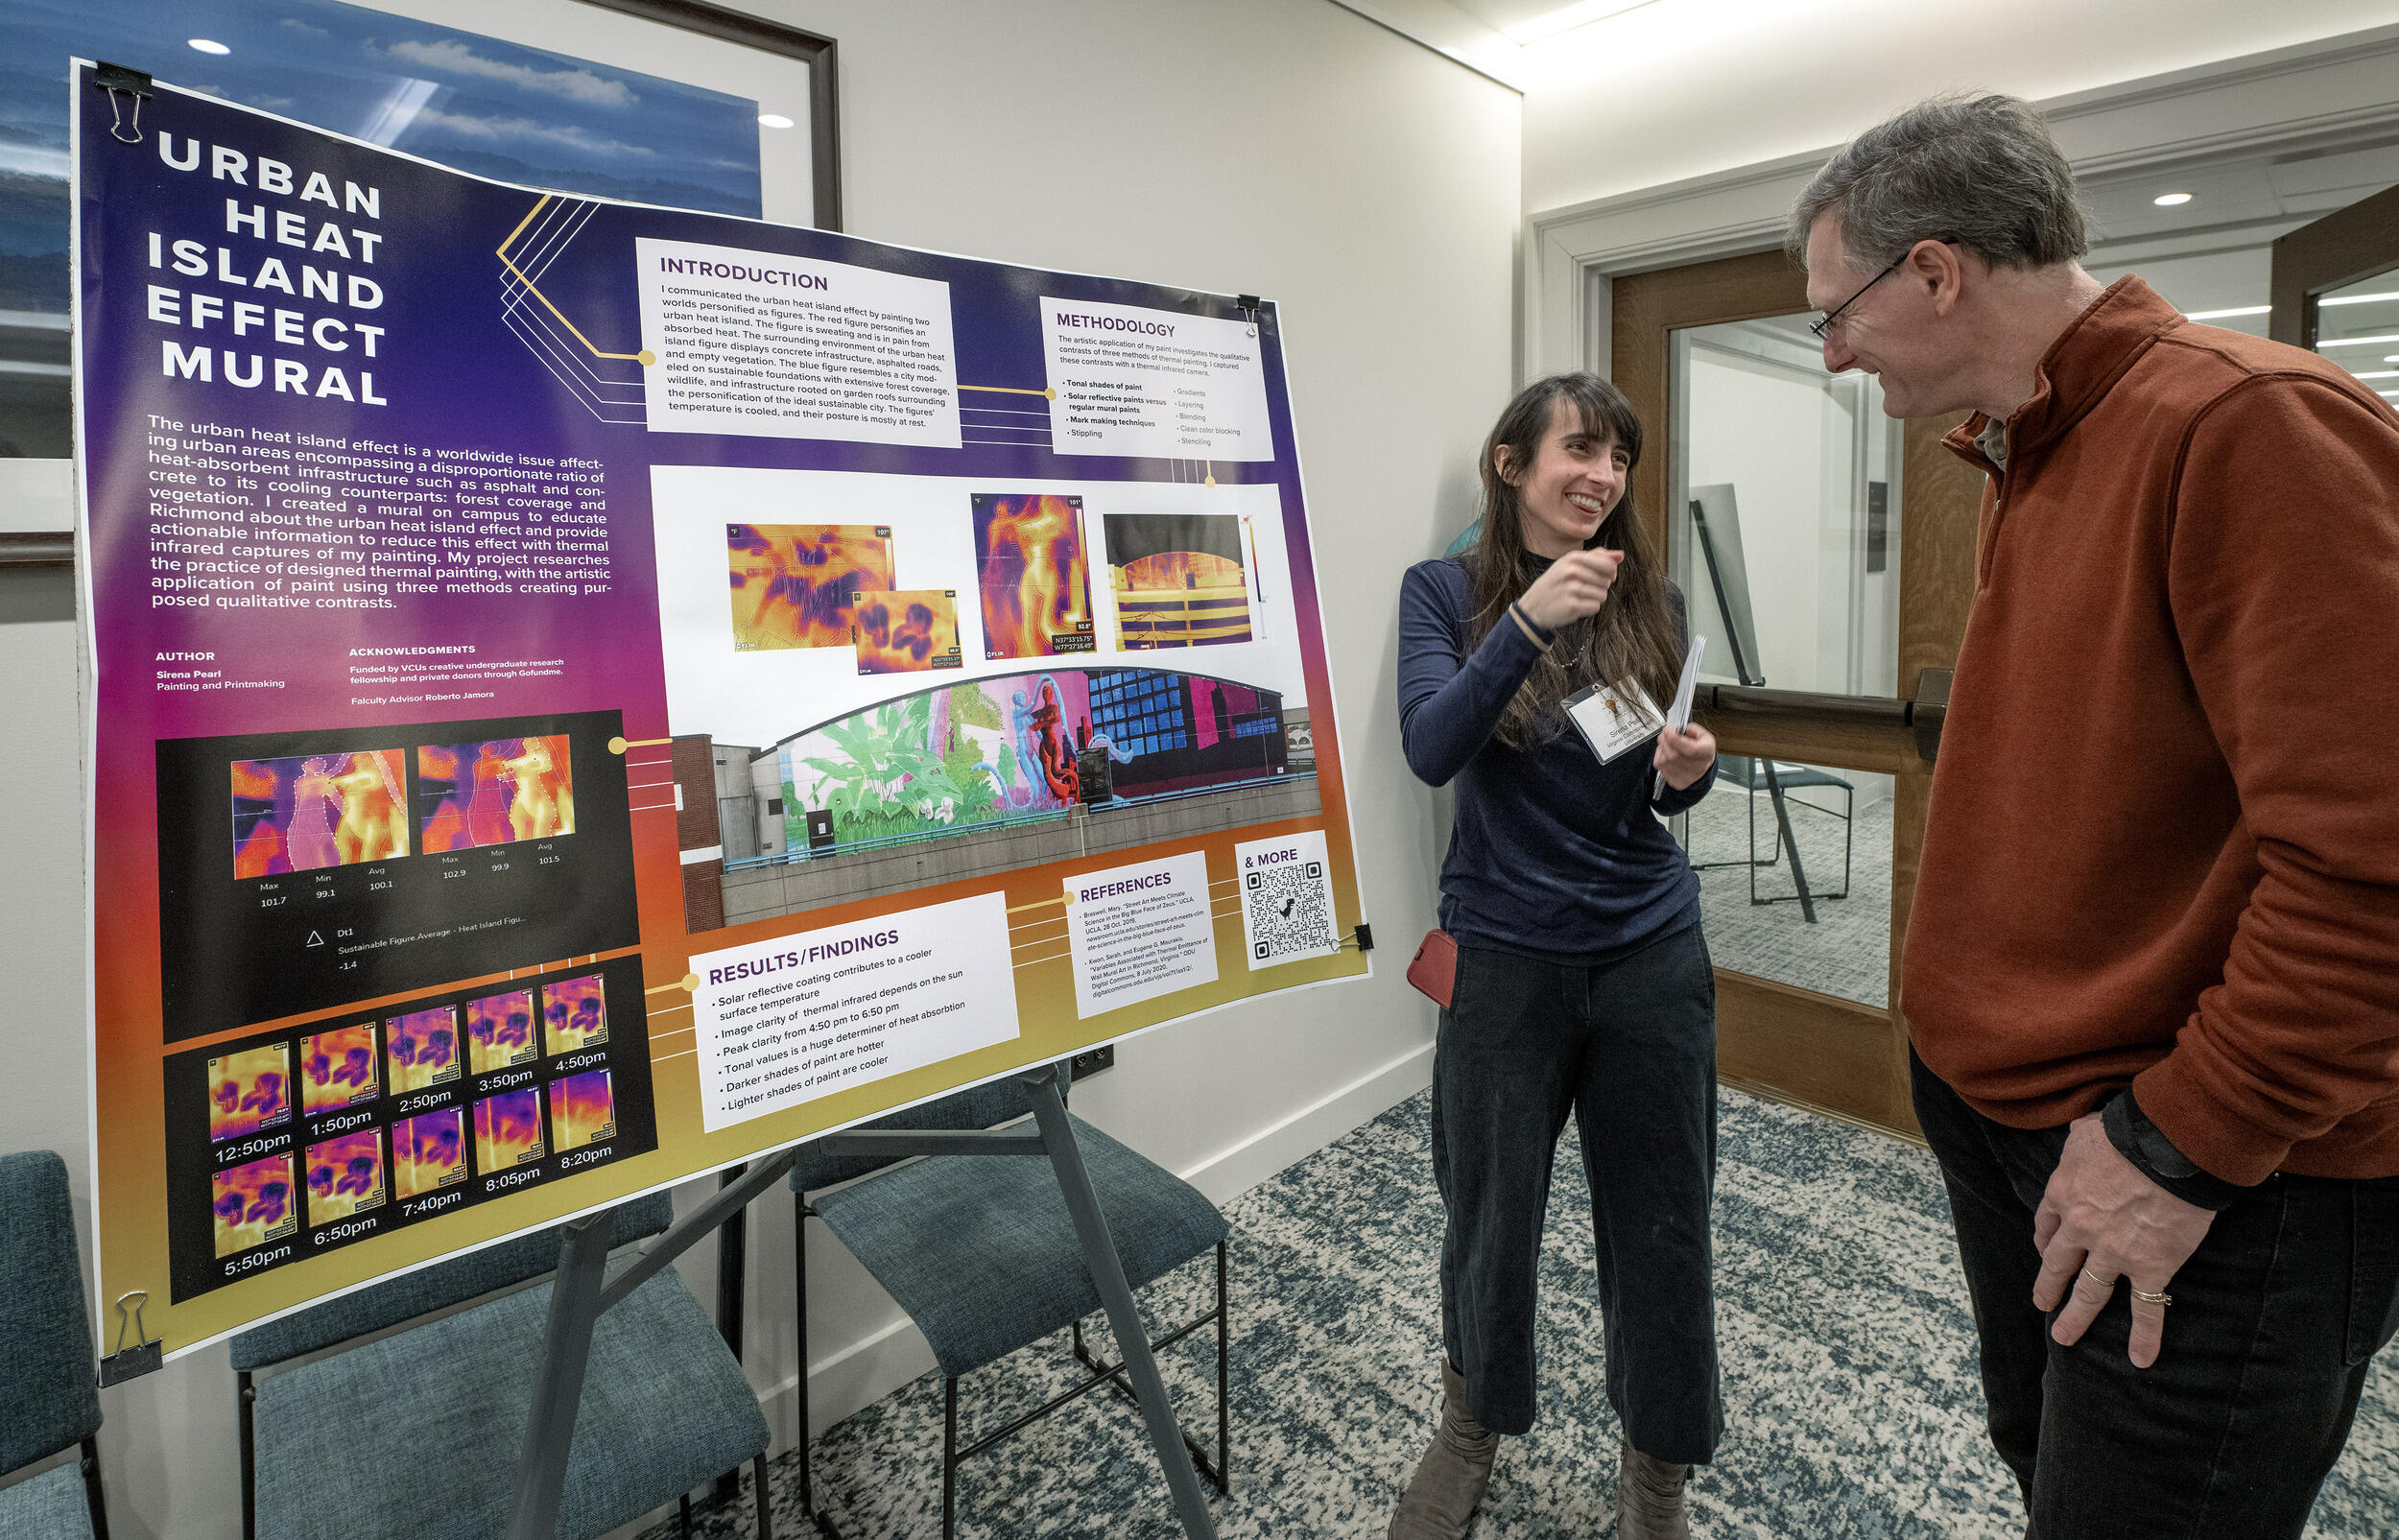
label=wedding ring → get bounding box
[2080,1268,2112,1290]
[2129,1287,2172,1306]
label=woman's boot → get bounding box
[1616,1441,1692,1540]
[1387,1361,1498,1539]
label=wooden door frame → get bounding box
[1612,251,1983,1138]
[2268,181,2399,347]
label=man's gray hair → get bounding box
[1788,93,2088,275]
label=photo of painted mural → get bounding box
[676,663,1318,932]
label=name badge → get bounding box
[1564,679,1662,765]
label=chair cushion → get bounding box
[813,1114,1226,1379]
[252,1269,766,1540]
[0,1461,95,1539]
[791,1061,1072,1195]
[231,1193,675,1369]
[0,1151,101,1470]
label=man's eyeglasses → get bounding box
[1808,253,1907,341]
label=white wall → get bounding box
[1517,0,2399,215]
[1,3,1518,1535]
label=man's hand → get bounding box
[1652,723,1716,791]
[2032,1112,2217,1367]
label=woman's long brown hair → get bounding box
[1465,372,1683,750]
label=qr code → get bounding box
[1236,830,1340,969]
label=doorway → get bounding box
[1613,250,1983,1137]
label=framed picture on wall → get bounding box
[0,0,840,551]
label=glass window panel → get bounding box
[1677,757,1893,1008]
[1670,316,1904,699]
[2315,267,2399,408]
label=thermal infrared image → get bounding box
[391,1107,467,1197]
[230,750,410,877]
[973,494,1094,659]
[541,974,607,1055]
[728,523,894,651]
[304,1128,385,1224]
[549,1069,616,1152]
[388,1006,462,1092]
[475,1087,546,1170]
[852,590,962,675]
[416,735,576,851]
[212,1152,297,1258]
[207,1043,293,1143]
[299,1023,379,1115]
[1104,513,1253,650]
[466,988,538,1074]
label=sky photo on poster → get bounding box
[0,0,764,317]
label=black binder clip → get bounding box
[100,1291,163,1386]
[1235,294,1262,338]
[93,61,154,146]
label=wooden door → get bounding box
[1613,251,1983,1137]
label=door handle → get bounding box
[1912,668,1952,764]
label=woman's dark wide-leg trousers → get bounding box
[1431,923,1723,1461]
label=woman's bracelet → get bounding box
[1508,602,1554,651]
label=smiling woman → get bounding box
[0,0,836,469]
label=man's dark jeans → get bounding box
[1432,925,1722,1461]
[1911,1050,2399,1538]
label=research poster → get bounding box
[74,67,1368,1356]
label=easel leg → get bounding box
[506,1208,614,1540]
[1758,761,1818,923]
[1023,1068,1221,1540]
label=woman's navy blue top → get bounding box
[1397,555,1715,967]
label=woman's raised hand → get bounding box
[1517,548,1622,631]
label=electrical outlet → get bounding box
[1069,1044,1115,1080]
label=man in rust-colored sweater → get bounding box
[1792,95,2399,1538]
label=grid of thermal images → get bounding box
[549,1069,617,1152]
[465,988,538,1074]
[542,973,607,1054]
[213,1152,298,1258]
[208,1043,293,1143]
[304,1129,386,1224]
[1104,513,1253,650]
[388,1005,462,1092]
[852,590,962,675]
[299,1023,379,1116]
[416,735,576,851]
[474,1087,546,1170]
[728,523,895,651]
[230,750,410,877]
[973,494,1096,659]
[391,1107,469,1199]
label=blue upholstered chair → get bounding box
[0,1150,111,1539]
[231,1192,772,1540]
[791,1069,1231,1539]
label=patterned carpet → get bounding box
[654,1087,2398,1538]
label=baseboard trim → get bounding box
[1174,1038,1436,1202]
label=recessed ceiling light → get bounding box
[2152,192,2194,206]
[2324,291,2399,307]
[188,37,230,55]
[2315,333,2399,348]
[2184,305,2269,320]
[757,112,795,130]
